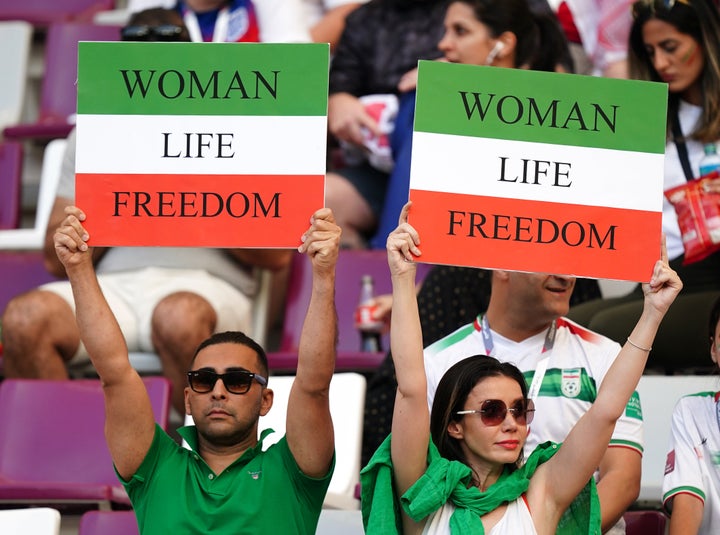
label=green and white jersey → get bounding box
[424,315,643,457]
[120,425,333,535]
[663,392,720,534]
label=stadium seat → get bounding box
[624,509,666,535]
[0,142,24,229]
[0,377,171,509]
[316,509,363,534]
[0,21,32,136]
[0,0,114,28]
[268,249,433,373]
[3,22,121,141]
[0,507,61,535]
[79,510,138,535]
[0,137,66,249]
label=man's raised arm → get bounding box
[54,206,156,480]
[285,208,341,477]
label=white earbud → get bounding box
[485,41,505,65]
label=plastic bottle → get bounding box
[699,143,720,176]
[354,274,383,352]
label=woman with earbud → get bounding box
[370,0,573,248]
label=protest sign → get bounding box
[408,60,667,281]
[76,42,328,247]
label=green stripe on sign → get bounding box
[414,60,667,154]
[78,42,329,116]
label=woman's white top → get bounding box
[422,496,537,535]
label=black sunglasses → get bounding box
[456,398,535,426]
[121,24,186,42]
[632,0,690,18]
[187,369,268,395]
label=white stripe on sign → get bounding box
[410,132,664,212]
[76,115,327,175]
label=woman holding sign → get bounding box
[568,0,720,369]
[360,204,681,534]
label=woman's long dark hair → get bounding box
[629,0,720,142]
[457,0,574,72]
[430,355,530,474]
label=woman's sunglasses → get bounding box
[632,0,690,18]
[456,398,535,426]
[121,24,186,42]
[187,369,267,395]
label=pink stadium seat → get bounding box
[0,378,171,508]
[268,250,432,373]
[79,510,139,535]
[624,510,666,535]
[3,22,121,141]
[0,142,23,230]
[0,0,114,28]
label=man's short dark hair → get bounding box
[192,331,269,379]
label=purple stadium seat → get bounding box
[0,251,62,375]
[624,510,667,535]
[0,0,114,28]
[3,22,121,141]
[0,377,171,508]
[79,510,139,535]
[268,250,433,373]
[0,251,62,316]
[0,142,23,230]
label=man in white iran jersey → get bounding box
[424,271,642,535]
[662,295,720,535]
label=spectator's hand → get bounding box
[54,206,93,270]
[366,294,393,328]
[397,67,418,93]
[387,202,421,278]
[641,236,682,318]
[398,58,448,93]
[328,92,381,146]
[298,208,341,276]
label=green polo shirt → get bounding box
[119,425,334,534]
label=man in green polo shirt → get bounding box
[54,205,341,534]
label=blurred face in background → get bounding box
[710,315,720,366]
[438,2,501,66]
[641,18,705,104]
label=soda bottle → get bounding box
[699,143,720,176]
[354,274,383,352]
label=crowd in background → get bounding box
[3,1,720,534]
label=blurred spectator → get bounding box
[533,0,633,77]
[127,0,311,42]
[324,0,448,249]
[662,294,720,535]
[301,0,367,52]
[568,0,720,370]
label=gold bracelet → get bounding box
[626,337,651,352]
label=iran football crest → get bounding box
[561,368,581,398]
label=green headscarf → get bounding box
[360,436,600,534]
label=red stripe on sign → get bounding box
[76,173,325,247]
[407,189,661,282]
